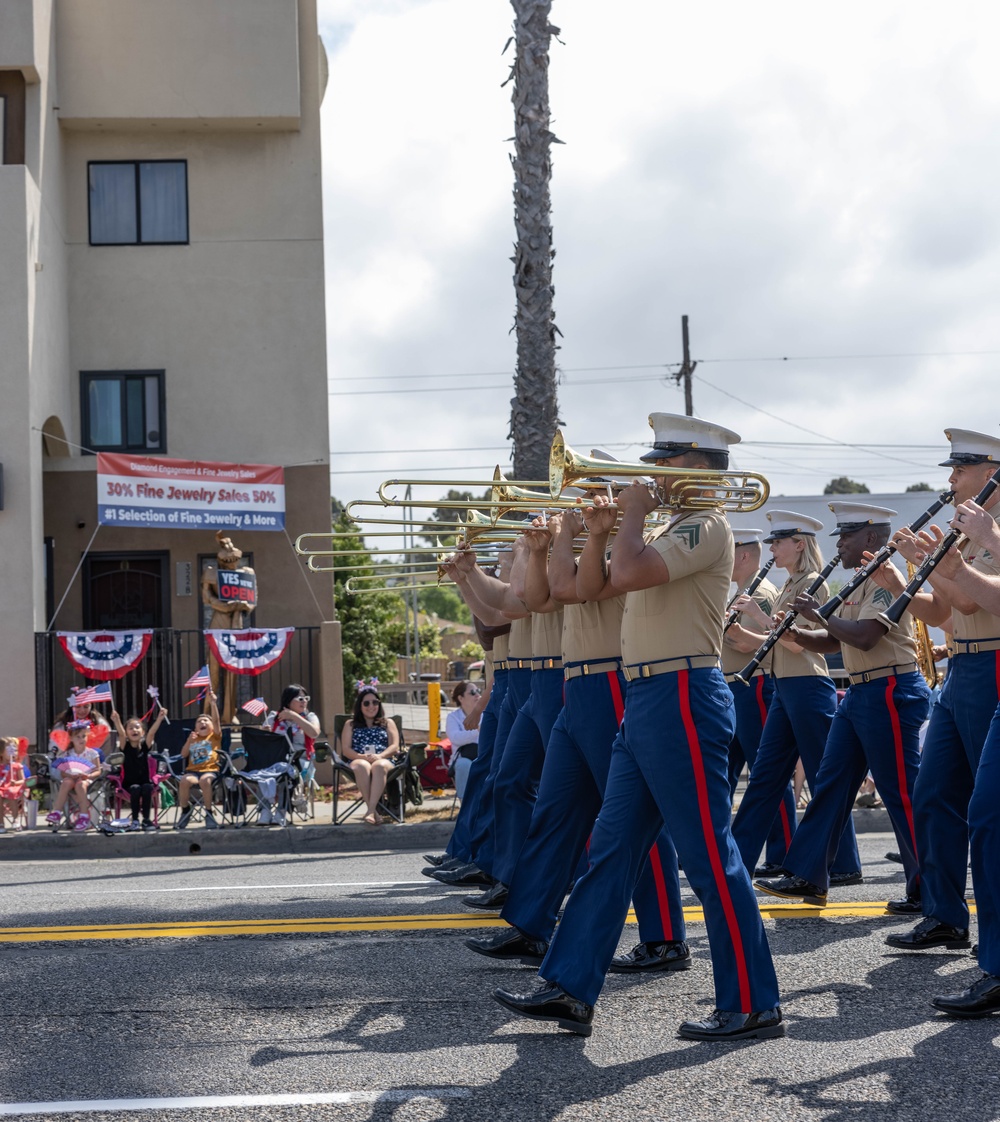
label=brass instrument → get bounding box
[907,561,943,688]
[548,431,769,511]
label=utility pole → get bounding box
[673,314,696,416]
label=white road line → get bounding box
[0,1089,471,1116]
[13,880,433,897]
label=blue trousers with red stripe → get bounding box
[915,650,1000,930]
[782,672,929,897]
[540,669,779,1013]
[731,674,861,878]
[969,700,1000,975]
[471,667,531,876]
[491,668,565,886]
[446,668,509,862]
[502,668,685,945]
[727,674,796,867]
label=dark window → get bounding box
[0,72,26,165]
[88,161,189,245]
[81,371,166,453]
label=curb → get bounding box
[0,807,892,861]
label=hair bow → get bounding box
[355,677,380,695]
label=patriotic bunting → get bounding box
[57,631,153,681]
[205,628,295,676]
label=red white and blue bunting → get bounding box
[56,631,153,681]
[204,628,295,676]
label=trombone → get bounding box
[548,431,769,511]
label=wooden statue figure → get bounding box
[201,531,257,724]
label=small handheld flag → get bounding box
[184,666,211,689]
[241,698,267,718]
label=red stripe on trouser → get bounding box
[647,845,674,940]
[754,675,768,724]
[607,670,625,723]
[777,801,793,848]
[884,676,918,861]
[677,669,752,1012]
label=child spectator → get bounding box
[0,738,27,833]
[110,706,168,831]
[46,720,103,831]
[177,692,222,830]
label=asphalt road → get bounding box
[2,834,995,1122]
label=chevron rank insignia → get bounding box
[672,522,701,549]
[872,587,893,608]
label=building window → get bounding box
[88,161,189,245]
[81,371,166,453]
[0,72,26,165]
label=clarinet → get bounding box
[734,554,841,685]
[723,557,775,633]
[817,491,955,620]
[882,466,1000,627]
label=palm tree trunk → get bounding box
[506,0,561,482]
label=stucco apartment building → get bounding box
[0,0,341,741]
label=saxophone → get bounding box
[906,561,943,688]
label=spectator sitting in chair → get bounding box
[50,692,111,752]
[176,692,222,831]
[264,684,321,757]
[111,706,167,831]
[46,720,103,831]
[0,738,27,833]
[446,681,481,799]
[339,681,399,826]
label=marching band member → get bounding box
[753,503,931,909]
[495,414,782,1041]
[722,528,796,875]
[918,497,1000,1015]
[729,511,862,885]
[873,428,1000,951]
[466,507,687,971]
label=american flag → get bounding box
[242,697,267,717]
[70,682,113,706]
[184,665,212,689]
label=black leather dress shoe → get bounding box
[465,927,548,965]
[931,973,1000,1017]
[494,982,594,1036]
[678,1007,784,1041]
[754,875,827,907]
[421,856,464,878]
[829,870,864,888]
[885,851,903,864]
[423,853,447,867]
[885,894,922,916]
[753,862,788,878]
[885,916,970,950]
[464,882,509,910]
[431,863,495,887]
[608,940,692,974]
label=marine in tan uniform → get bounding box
[495,413,782,1041]
[752,502,931,909]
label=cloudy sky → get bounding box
[317,0,1000,509]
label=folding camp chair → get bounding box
[151,722,235,828]
[329,715,426,824]
[236,726,302,827]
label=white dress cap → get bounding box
[827,501,897,536]
[639,413,741,463]
[763,509,824,541]
[939,428,1000,467]
[731,528,766,547]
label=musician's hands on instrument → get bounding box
[445,547,477,578]
[932,544,965,581]
[524,521,552,552]
[792,592,822,623]
[616,480,659,517]
[582,494,619,535]
[890,527,931,565]
[950,500,1000,552]
[556,508,584,539]
[861,551,906,594]
[730,594,770,629]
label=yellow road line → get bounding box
[0,901,962,944]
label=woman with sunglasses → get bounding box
[340,683,400,825]
[446,681,482,799]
